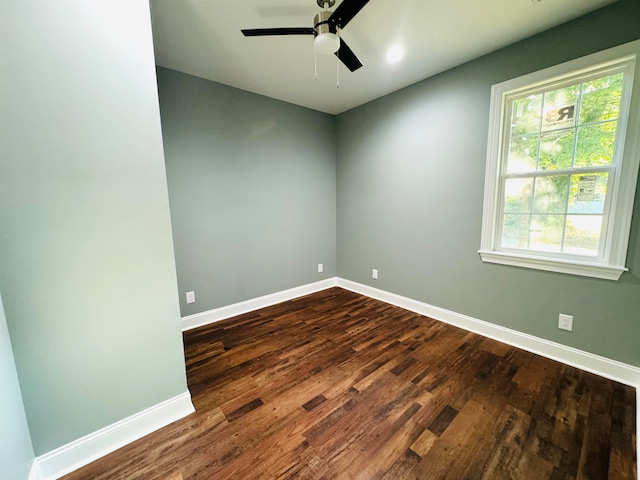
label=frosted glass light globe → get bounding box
[314,32,340,55]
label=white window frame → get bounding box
[479,40,640,281]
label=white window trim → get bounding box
[479,40,640,281]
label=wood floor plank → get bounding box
[61,287,637,480]
[577,377,614,479]
[607,384,637,479]
[427,404,459,436]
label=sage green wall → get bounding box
[157,68,337,316]
[0,293,35,480]
[0,1,189,454]
[336,0,640,366]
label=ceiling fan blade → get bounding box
[329,0,370,29]
[241,27,315,37]
[335,38,363,72]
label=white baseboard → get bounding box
[181,278,338,331]
[337,278,640,388]
[29,460,43,480]
[35,391,195,480]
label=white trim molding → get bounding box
[29,461,44,480]
[35,391,194,480]
[478,250,628,281]
[181,278,338,331]
[337,278,640,388]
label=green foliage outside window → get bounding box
[500,73,623,256]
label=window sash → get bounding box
[495,66,627,262]
[479,40,640,280]
[495,167,614,261]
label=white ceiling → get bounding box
[150,0,619,115]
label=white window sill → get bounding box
[478,250,627,281]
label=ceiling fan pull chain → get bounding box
[314,47,318,80]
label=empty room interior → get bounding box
[1,0,640,479]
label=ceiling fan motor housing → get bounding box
[314,11,336,35]
[314,10,340,54]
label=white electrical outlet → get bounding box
[318,263,323,273]
[558,313,573,331]
[186,291,196,304]
[372,269,378,280]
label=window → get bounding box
[480,41,640,280]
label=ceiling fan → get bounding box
[241,0,370,72]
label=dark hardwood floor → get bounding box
[63,287,637,479]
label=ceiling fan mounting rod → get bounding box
[317,0,335,9]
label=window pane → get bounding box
[504,178,533,213]
[563,215,602,256]
[545,84,581,106]
[567,172,608,214]
[533,175,569,213]
[507,135,538,173]
[539,130,574,170]
[502,214,530,249]
[529,214,564,252]
[574,122,616,167]
[511,95,542,136]
[542,85,580,132]
[579,73,623,125]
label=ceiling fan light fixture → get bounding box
[314,32,340,55]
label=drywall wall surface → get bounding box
[0,1,189,454]
[0,293,35,480]
[157,68,337,316]
[336,0,640,366]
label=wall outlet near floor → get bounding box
[186,291,196,304]
[318,263,323,273]
[372,269,378,280]
[558,313,573,331]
